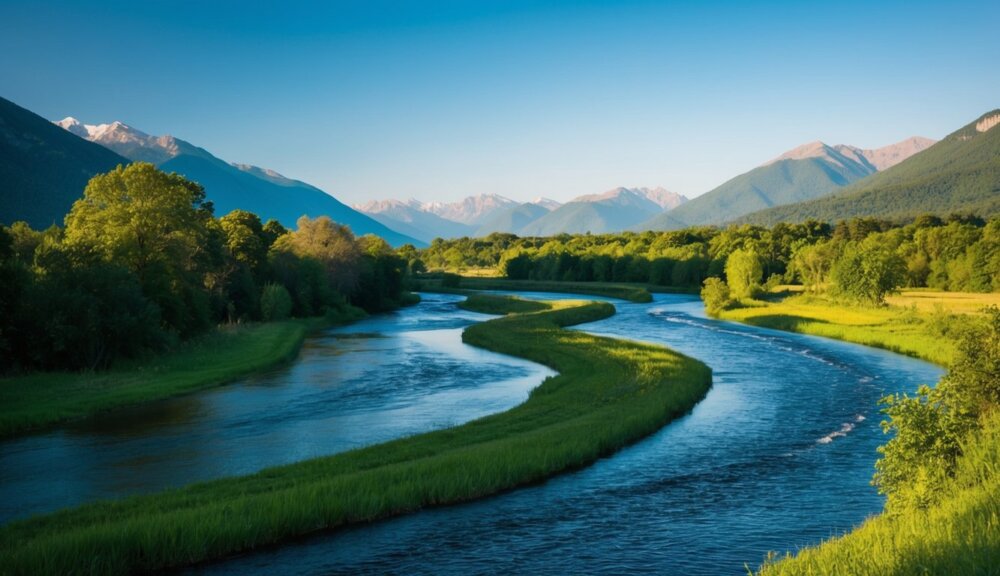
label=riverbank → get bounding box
[758,411,1000,576]
[715,293,969,367]
[0,295,711,575]
[0,305,367,438]
[726,291,998,575]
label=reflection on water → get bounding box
[0,293,554,523]
[191,293,943,576]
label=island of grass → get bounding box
[413,275,659,302]
[0,306,367,438]
[0,294,712,575]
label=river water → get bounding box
[1,292,942,574]
[0,294,553,523]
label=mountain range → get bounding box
[736,111,1000,225]
[356,187,688,240]
[46,114,421,246]
[636,136,935,231]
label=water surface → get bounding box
[0,293,554,522]
[191,292,942,575]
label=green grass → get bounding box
[717,294,961,366]
[457,293,550,315]
[756,412,1000,576]
[0,306,366,438]
[0,295,711,575]
[414,276,658,302]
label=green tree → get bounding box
[259,283,293,321]
[63,162,217,336]
[725,247,763,299]
[831,240,906,305]
[273,216,361,294]
[791,240,838,292]
[701,277,734,316]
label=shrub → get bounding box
[701,277,734,316]
[260,283,293,321]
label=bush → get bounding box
[701,277,734,316]
[260,283,293,321]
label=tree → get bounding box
[791,240,838,292]
[831,240,906,305]
[272,216,361,294]
[63,162,217,336]
[219,210,269,278]
[701,277,734,316]
[725,247,763,299]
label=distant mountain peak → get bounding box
[530,197,562,210]
[763,136,935,172]
[53,116,199,164]
[573,186,687,210]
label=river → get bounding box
[1,292,942,574]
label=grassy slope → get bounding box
[738,110,1000,225]
[757,413,1000,576]
[0,295,711,575]
[0,307,366,438]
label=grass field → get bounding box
[0,295,711,575]
[0,306,366,438]
[717,294,972,366]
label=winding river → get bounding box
[0,292,942,574]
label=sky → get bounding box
[1,0,998,204]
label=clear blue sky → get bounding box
[1,0,997,204]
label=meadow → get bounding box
[413,275,658,302]
[0,295,711,575]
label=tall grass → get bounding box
[0,307,366,438]
[0,295,711,575]
[755,412,1000,576]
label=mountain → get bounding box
[55,118,421,246]
[0,97,130,229]
[423,193,519,225]
[637,137,934,231]
[475,202,552,236]
[737,110,1000,225]
[518,187,673,236]
[530,197,562,211]
[353,198,475,243]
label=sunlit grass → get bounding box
[0,295,711,575]
[719,294,963,366]
[886,289,1000,315]
[756,413,1000,576]
[0,306,366,438]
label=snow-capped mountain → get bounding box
[422,193,519,225]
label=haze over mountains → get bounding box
[356,187,689,240]
[46,113,421,246]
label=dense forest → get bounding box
[0,163,412,373]
[419,213,1000,299]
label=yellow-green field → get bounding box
[718,294,961,366]
[886,289,1000,315]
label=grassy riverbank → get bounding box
[757,412,1000,576]
[726,291,998,575]
[413,276,657,302]
[0,295,711,575]
[716,294,967,366]
[0,306,366,438]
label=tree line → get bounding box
[418,213,1000,305]
[0,163,413,373]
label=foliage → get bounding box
[831,240,906,305]
[259,283,293,321]
[0,297,711,575]
[700,277,734,316]
[725,247,763,299]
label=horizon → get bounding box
[1,0,998,205]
